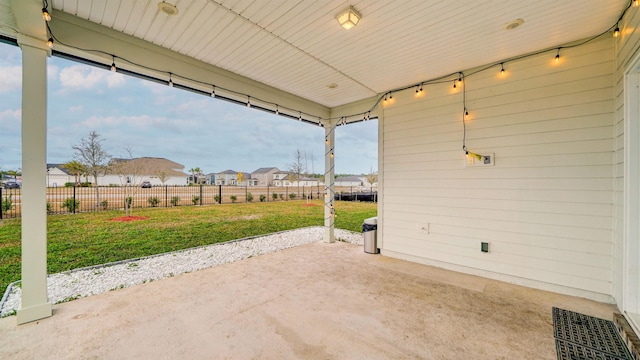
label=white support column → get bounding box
[323,121,336,243]
[17,34,52,324]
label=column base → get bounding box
[17,302,52,325]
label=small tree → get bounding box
[192,195,200,205]
[73,132,111,207]
[170,196,180,206]
[230,195,237,203]
[148,197,160,207]
[62,197,80,213]
[246,192,253,202]
[63,160,87,185]
[157,170,169,185]
[259,194,266,202]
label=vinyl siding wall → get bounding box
[379,37,616,301]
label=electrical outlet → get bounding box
[465,153,495,167]
[481,242,489,253]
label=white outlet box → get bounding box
[465,152,494,167]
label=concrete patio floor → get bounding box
[0,241,618,359]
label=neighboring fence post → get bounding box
[0,187,3,219]
[218,185,222,204]
[73,185,76,214]
[165,185,168,207]
[267,185,270,202]
[199,184,203,205]
[285,186,288,200]
[245,185,248,203]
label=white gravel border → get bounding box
[0,227,363,317]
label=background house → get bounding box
[102,157,188,186]
[251,167,280,186]
[46,164,75,187]
[335,176,364,187]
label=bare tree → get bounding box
[73,131,111,208]
[157,170,169,185]
[366,165,378,187]
[287,149,307,197]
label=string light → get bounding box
[298,111,302,121]
[464,108,469,119]
[168,73,173,87]
[458,73,463,85]
[500,63,505,76]
[635,0,639,7]
[330,152,334,158]
[47,37,53,48]
[555,49,560,64]
[111,56,116,72]
[42,7,51,22]
[453,80,457,89]
[275,105,279,115]
[210,85,216,97]
[614,25,620,38]
[247,96,251,107]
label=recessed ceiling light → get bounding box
[327,83,338,89]
[158,2,179,16]
[505,18,524,31]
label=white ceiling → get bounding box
[16,1,635,108]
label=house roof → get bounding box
[252,167,280,174]
[12,0,626,111]
[109,157,187,177]
[216,169,237,175]
[335,176,362,182]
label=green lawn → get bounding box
[0,200,376,293]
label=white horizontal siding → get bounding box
[380,37,615,299]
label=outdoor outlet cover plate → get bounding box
[481,242,489,252]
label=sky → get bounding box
[0,42,377,176]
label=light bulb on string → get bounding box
[275,105,279,115]
[111,56,116,72]
[453,80,457,90]
[500,63,505,76]
[635,0,639,7]
[614,25,620,38]
[464,108,469,120]
[47,37,53,48]
[458,74,463,85]
[247,96,251,108]
[298,112,302,121]
[168,73,173,87]
[42,8,51,22]
[211,86,216,97]
[555,49,560,64]
[330,152,334,158]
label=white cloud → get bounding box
[69,105,83,112]
[0,66,21,93]
[78,114,197,132]
[0,109,21,133]
[59,65,125,90]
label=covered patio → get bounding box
[2,0,640,356]
[0,241,617,359]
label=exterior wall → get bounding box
[380,37,616,302]
[613,8,640,307]
[251,168,279,186]
[46,168,73,187]
[100,174,186,186]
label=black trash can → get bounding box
[362,217,378,254]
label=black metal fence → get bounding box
[0,185,377,219]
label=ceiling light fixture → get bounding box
[336,6,361,30]
[158,1,179,16]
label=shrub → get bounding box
[46,202,52,214]
[230,195,237,203]
[246,192,253,202]
[124,197,133,209]
[64,182,74,187]
[62,197,79,212]
[259,194,266,202]
[170,196,180,206]
[192,195,200,205]
[80,182,92,187]
[272,193,278,200]
[148,197,160,207]
[279,193,284,200]
[289,193,296,199]
[214,195,221,203]
[2,195,12,212]
[101,200,109,210]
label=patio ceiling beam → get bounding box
[46,10,331,122]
